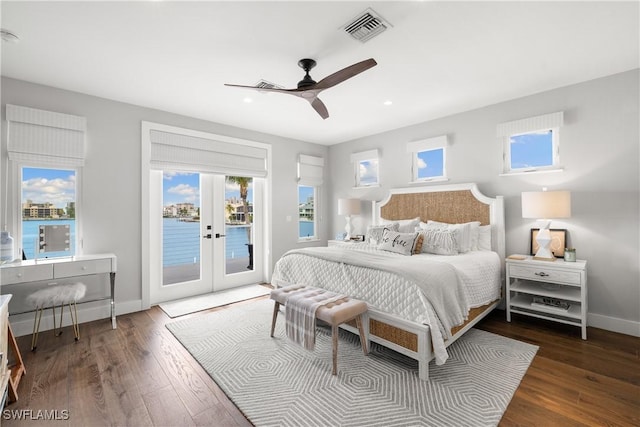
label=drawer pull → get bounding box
[16,273,22,278]
[535,272,549,277]
[81,266,87,270]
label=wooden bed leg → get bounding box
[418,360,429,380]
[270,302,280,337]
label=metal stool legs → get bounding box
[30,301,81,351]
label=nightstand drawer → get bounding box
[509,264,581,285]
[54,259,112,278]
[0,264,53,285]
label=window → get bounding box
[407,135,448,182]
[350,149,379,187]
[499,111,563,174]
[21,167,78,258]
[298,185,316,240]
[6,105,86,259]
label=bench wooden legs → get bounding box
[271,301,368,376]
[270,301,280,338]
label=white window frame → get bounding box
[14,163,83,258]
[498,111,564,175]
[350,149,379,188]
[297,184,318,241]
[407,135,449,183]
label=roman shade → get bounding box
[148,128,268,177]
[406,135,449,153]
[350,149,378,164]
[297,154,324,186]
[497,111,564,137]
[6,104,87,167]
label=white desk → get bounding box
[0,254,117,328]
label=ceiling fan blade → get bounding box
[310,98,329,120]
[314,58,377,90]
[223,83,297,94]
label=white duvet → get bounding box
[270,242,501,364]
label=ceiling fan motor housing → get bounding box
[297,58,317,89]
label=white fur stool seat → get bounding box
[26,282,86,350]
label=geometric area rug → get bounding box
[166,299,538,427]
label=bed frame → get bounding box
[342,182,505,380]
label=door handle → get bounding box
[203,234,212,239]
[215,233,226,238]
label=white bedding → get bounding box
[270,242,501,364]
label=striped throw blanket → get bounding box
[271,285,346,351]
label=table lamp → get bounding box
[338,198,361,240]
[521,190,571,261]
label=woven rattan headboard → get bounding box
[374,183,505,258]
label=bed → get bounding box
[271,183,505,379]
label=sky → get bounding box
[22,167,75,207]
[510,130,553,169]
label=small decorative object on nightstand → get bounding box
[506,255,587,339]
[564,248,576,262]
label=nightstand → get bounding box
[506,255,588,339]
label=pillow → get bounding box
[418,228,458,255]
[381,217,420,233]
[378,228,419,256]
[413,233,424,254]
[366,223,399,244]
[421,220,481,253]
[477,225,492,251]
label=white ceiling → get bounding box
[1,1,638,145]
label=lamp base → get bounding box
[533,221,556,261]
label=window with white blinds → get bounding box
[6,104,86,166]
[297,154,324,186]
[350,149,379,187]
[406,135,448,182]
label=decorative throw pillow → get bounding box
[477,225,492,251]
[418,228,458,255]
[366,223,399,245]
[413,233,424,254]
[378,229,419,256]
[381,217,420,233]
[421,220,481,253]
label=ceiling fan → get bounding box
[224,58,377,120]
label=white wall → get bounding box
[328,70,640,336]
[1,77,329,334]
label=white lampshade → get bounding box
[521,191,571,219]
[338,198,361,216]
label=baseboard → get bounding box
[9,299,143,337]
[588,313,640,337]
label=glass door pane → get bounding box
[162,171,201,285]
[224,176,254,274]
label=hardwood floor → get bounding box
[3,298,638,426]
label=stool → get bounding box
[26,282,86,351]
[270,287,368,375]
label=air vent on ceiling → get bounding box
[343,8,391,43]
[255,80,284,90]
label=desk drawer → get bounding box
[54,259,112,278]
[1,264,53,285]
[509,265,581,285]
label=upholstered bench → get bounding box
[270,285,368,375]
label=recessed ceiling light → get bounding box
[243,97,253,103]
[0,29,20,43]
[383,100,393,106]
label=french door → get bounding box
[149,171,263,304]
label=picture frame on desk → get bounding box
[530,228,567,258]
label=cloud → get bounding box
[167,184,198,203]
[163,171,196,180]
[22,176,75,207]
[417,158,427,169]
